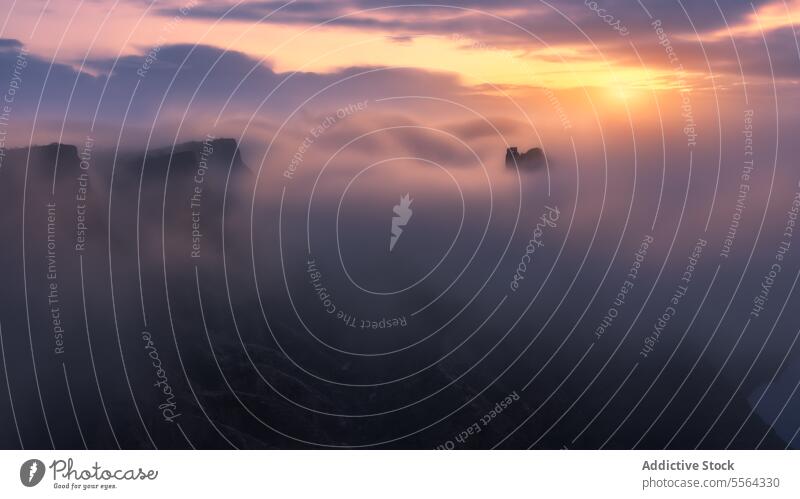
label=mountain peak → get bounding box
[25,142,79,160]
[28,143,79,171]
[172,137,244,169]
[505,146,544,169]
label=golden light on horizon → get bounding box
[694,0,800,41]
[1,0,730,97]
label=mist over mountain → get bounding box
[2,0,800,450]
[0,131,795,449]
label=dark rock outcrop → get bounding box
[505,146,545,169]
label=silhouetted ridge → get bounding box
[505,146,544,169]
[148,138,245,171]
[4,142,80,176]
[37,142,79,162]
[8,142,78,157]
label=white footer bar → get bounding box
[1,450,797,498]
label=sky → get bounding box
[2,0,799,90]
[0,0,796,152]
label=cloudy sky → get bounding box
[0,0,795,153]
[3,0,798,95]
